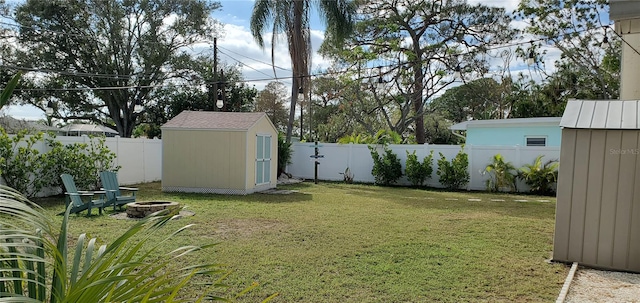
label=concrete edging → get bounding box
[556,262,579,303]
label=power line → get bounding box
[0,64,136,79]
[218,45,291,72]
[609,27,640,57]
[5,23,620,92]
[217,49,282,80]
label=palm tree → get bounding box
[1,72,21,109]
[0,186,271,302]
[250,0,356,143]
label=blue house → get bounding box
[449,117,562,146]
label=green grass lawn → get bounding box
[36,182,567,302]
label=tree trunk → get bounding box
[286,78,298,144]
[413,63,425,144]
[285,0,305,144]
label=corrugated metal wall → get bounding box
[554,129,640,272]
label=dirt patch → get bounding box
[214,218,286,239]
[566,268,640,302]
[110,210,195,220]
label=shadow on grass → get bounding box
[162,190,313,204]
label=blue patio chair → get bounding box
[60,174,105,216]
[100,171,138,211]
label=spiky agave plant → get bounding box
[0,186,274,302]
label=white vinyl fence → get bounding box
[3,135,162,195]
[287,143,561,192]
[10,134,560,196]
[53,135,163,185]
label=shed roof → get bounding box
[161,111,269,130]
[610,0,640,21]
[560,99,640,129]
[449,117,561,131]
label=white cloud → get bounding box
[3,104,44,121]
[471,0,520,14]
[215,24,334,91]
[3,0,565,120]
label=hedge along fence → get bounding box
[287,143,561,192]
[0,133,162,197]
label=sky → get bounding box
[4,0,556,120]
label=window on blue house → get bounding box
[526,137,546,147]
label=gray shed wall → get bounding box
[553,128,640,272]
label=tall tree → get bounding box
[2,0,220,137]
[250,0,356,143]
[138,64,257,138]
[325,0,514,144]
[517,0,619,99]
[431,77,513,122]
[255,81,288,131]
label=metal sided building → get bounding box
[161,111,278,195]
[554,99,640,272]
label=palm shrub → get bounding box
[405,150,434,187]
[0,186,271,302]
[337,133,368,144]
[368,145,403,186]
[484,154,517,192]
[0,72,21,108]
[436,147,470,190]
[518,155,559,196]
[371,130,403,145]
[338,130,404,145]
[277,132,292,176]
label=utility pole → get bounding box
[213,37,218,111]
[308,76,313,141]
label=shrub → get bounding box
[0,130,120,196]
[405,150,434,187]
[338,130,404,145]
[518,155,559,196]
[277,133,292,176]
[436,147,470,190]
[41,135,120,192]
[368,145,403,186]
[0,129,45,197]
[484,154,517,192]
[0,186,272,302]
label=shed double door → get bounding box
[256,135,272,185]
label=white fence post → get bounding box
[467,144,473,191]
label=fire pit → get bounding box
[126,201,180,218]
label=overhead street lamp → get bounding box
[45,100,54,115]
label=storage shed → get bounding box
[553,99,640,272]
[161,111,278,195]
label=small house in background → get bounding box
[449,117,562,146]
[0,116,63,135]
[61,124,119,137]
[161,111,278,195]
[554,99,640,273]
